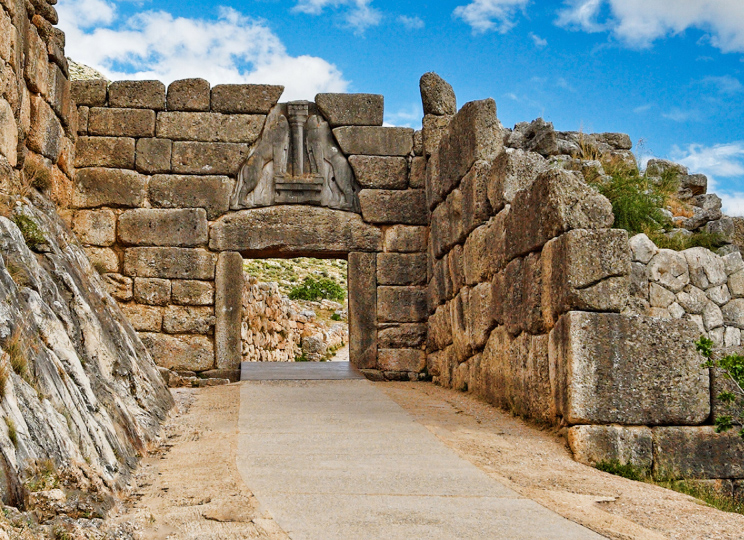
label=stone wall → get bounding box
[71,81,428,380]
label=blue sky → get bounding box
[57,0,744,213]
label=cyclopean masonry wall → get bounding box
[70,79,428,381]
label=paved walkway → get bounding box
[236,370,605,539]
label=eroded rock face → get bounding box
[0,199,173,506]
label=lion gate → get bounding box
[70,79,428,381]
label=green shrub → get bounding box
[12,215,45,249]
[650,230,726,251]
[289,276,345,302]
[595,459,650,481]
[696,335,744,437]
[331,313,342,321]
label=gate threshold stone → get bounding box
[240,361,366,381]
[237,380,606,540]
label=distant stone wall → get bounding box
[70,80,428,379]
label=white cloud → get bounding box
[293,0,381,32]
[556,0,744,53]
[633,103,652,114]
[662,108,700,122]
[453,0,529,34]
[529,32,547,47]
[384,104,422,128]
[701,75,743,95]
[57,1,349,100]
[397,15,424,30]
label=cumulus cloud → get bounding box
[293,0,381,32]
[701,75,743,95]
[453,0,529,34]
[57,0,349,100]
[556,0,744,53]
[397,15,425,30]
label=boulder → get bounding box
[315,93,384,127]
[419,72,456,116]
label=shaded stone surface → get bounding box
[156,112,264,143]
[75,136,135,168]
[135,137,172,174]
[349,252,377,369]
[378,286,427,323]
[88,107,155,138]
[73,167,148,208]
[653,427,744,479]
[171,141,251,175]
[315,93,384,127]
[167,78,210,112]
[378,324,427,349]
[568,425,653,468]
[349,156,408,189]
[209,206,382,256]
[333,126,413,156]
[210,84,284,114]
[377,252,426,286]
[140,332,214,371]
[216,252,244,370]
[378,349,426,372]
[118,208,209,247]
[133,277,171,306]
[171,280,214,306]
[359,189,427,225]
[123,247,216,279]
[149,174,232,220]
[108,80,166,110]
[163,305,215,334]
[384,225,427,253]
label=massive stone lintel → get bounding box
[230,102,360,213]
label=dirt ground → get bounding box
[112,381,744,540]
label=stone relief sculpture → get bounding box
[230,101,360,213]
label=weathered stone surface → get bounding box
[28,96,62,161]
[378,349,426,372]
[707,284,731,305]
[409,156,426,188]
[210,84,283,114]
[135,137,172,174]
[683,247,727,289]
[629,233,657,264]
[706,217,735,243]
[215,252,243,369]
[499,253,545,336]
[73,168,148,208]
[123,247,216,279]
[377,252,426,286]
[121,303,163,332]
[487,149,548,213]
[383,225,427,253]
[163,305,215,334]
[349,252,377,369]
[0,98,17,167]
[85,247,119,273]
[315,93,383,127]
[722,299,744,329]
[378,286,427,323]
[119,208,208,247]
[171,280,214,305]
[647,249,690,293]
[77,106,88,134]
[171,141,251,175]
[729,271,744,297]
[359,189,427,225]
[469,281,494,350]
[653,427,744,479]
[460,160,492,236]
[72,208,116,246]
[149,174,231,220]
[549,312,709,425]
[723,251,744,275]
[422,115,452,158]
[75,136,135,168]
[102,273,133,301]
[462,209,508,285]
[419,72,456,116]
[378,324,426,349]
[88,107,156,137]
[133,277,171,306]
[210,206,381,256]
[139,332,214,371]
[333,126,413,156]
[24,26,48,95]
[349,156,407,189]
[156,112,264,143]
[649,283,675,308]
[505,169,613,260]
[167,78,210,112]
[108,80,166,110]
[568,425,653,468]
[427,303,453,352]
[438,99,503,190]
[71,80,107,107]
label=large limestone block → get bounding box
[149,174,231,220]
[629,233,657,264]
[653,427,744,479]
[210,84,283,114]
[549,312,710,425]
[171,141,251,175]
[171,280,214,306]
[139,332,214,371]
[348,156,408,189]
[215,252,243,369]
[349,252,377,369]
[427,303,453,352]
[108,80,166,110]
[422,115,452,158]
[419,72,456,116]
[722,298,744,329]
[378,349,426,372]
[376,252,426,286]
[167,78,210,111]
[28,96,63,161]
[359,189,427,225]
[75,136,135,168]
[469,281,495,351]
[647,249,690,292]
[0,98,17,167]
[683,247,727,289]
[24,26,48,95]
[460,160,492,237]
[449,288,473,363]
[487,148,548,213]
[120,303,163,332]
[118,208,208,247]
[377,286,427,323]
[209,206,382,256]
[498,252,545,335]
[85,247,119,273]
[409,156,426,188]
[135,138,172,174]
[438,99,503,190]
[568,425,653,468]
[73,168,148,208]
[378,323,426,349]
[102,273,133,301]
[462,208,508,285]
[123,247,216,279]
[72,209,116,246]
[383,225,427,253]
[332,126,413,156]
[88,107,156,138]
[48,65,73,128]
[505,169,613,260]
[71,80,107,107]
[156,112,264,143]
[163,305,215,334]
[133,277,171,306]
[315,93,384,127]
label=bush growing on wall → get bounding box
[697,336,744,437]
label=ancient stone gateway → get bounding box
[71,80,428,381]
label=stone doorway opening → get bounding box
[240,257,350,364]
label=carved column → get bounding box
[287,101,309,176]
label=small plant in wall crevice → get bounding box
[696,335,744,437]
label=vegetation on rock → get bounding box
[289,276,345,302]
[696,335,744,436]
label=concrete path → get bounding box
[237,378,606,540]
